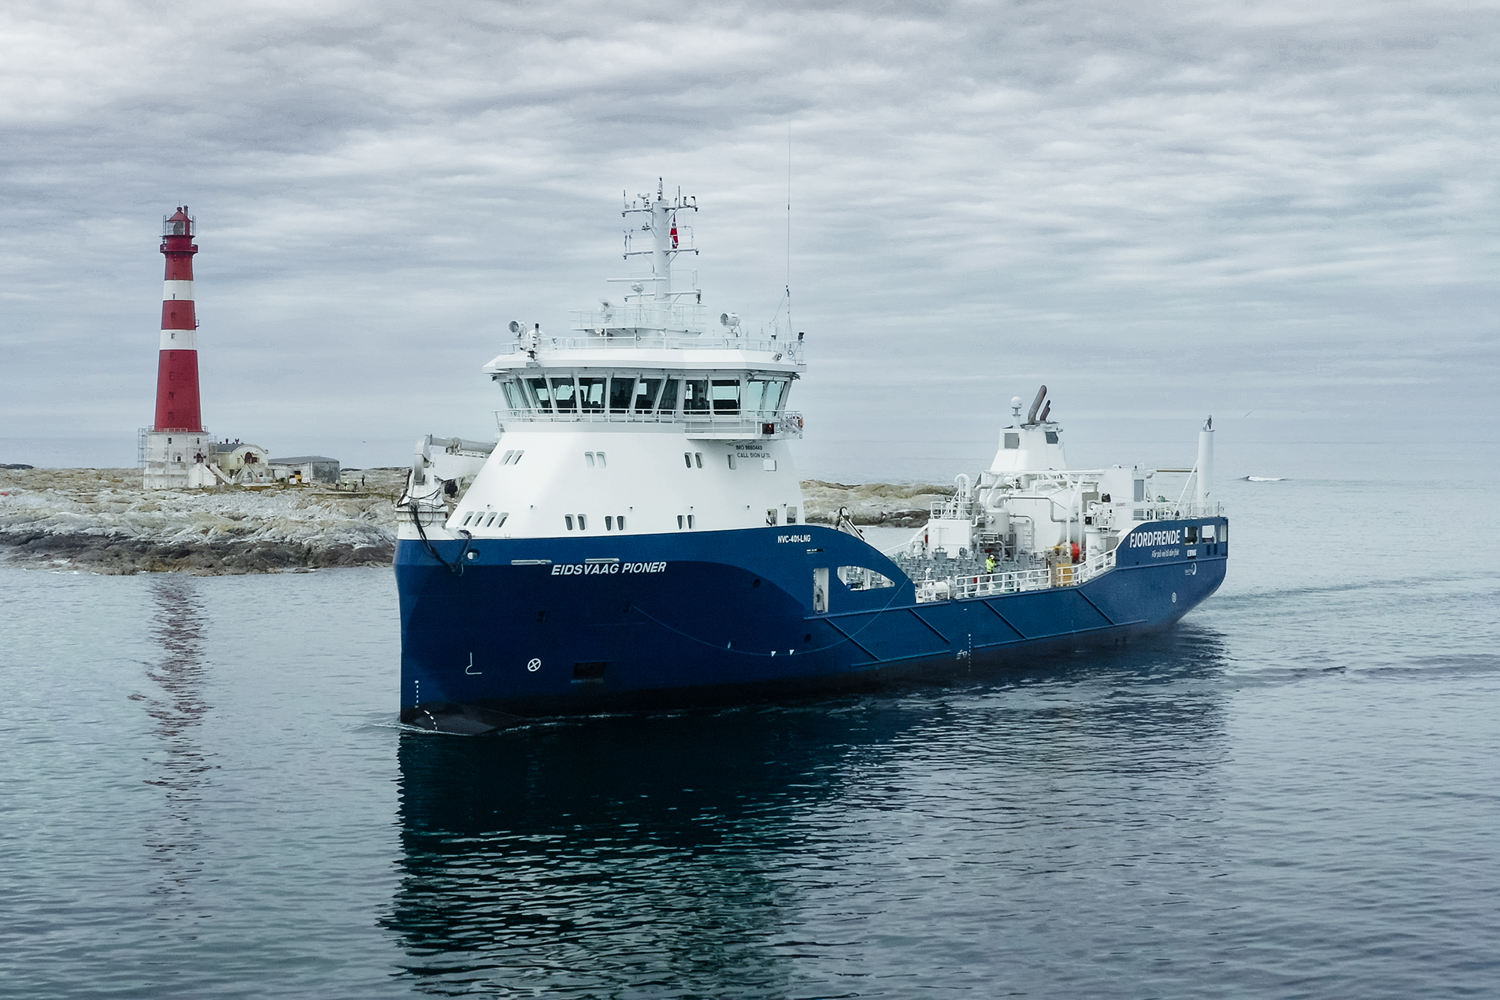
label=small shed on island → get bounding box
[269,456,340,484]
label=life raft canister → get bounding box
[1070,542,1081,563]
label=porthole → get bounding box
[605,515,614,531]
[577,514,587,530]
[565,514,574,530]
[617,515,625,531]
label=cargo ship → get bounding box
[395,182,1226,731]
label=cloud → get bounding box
[1,0,1496,470]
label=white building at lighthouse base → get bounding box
[140,428,216,489]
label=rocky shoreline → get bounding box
[0,467,952,575]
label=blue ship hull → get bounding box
[395,519,1227,727]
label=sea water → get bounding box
[2,475,1498,999]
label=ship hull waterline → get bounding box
[395,520,1226,729]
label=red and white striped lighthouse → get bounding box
[154,207,202,432]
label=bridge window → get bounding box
[746,379,787,414]
[578,377,606,411]
[1045,431,1059,444]
[609,377,635,413]
[633,378,661,412]
[683,379,710,413]
[658,378,680,413]
[526,378,553,411]
[501,381,528,411]
[1004,433,1019,449]
[838,566,895,591]
[550,377,577,412]
[711,379,740,413]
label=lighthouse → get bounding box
[142,207,214,489]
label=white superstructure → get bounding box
[402,181,807,539]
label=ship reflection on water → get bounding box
[384,628,1231,996]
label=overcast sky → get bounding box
[2,0,1496,479]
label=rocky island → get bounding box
[0,468,953,574]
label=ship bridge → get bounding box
[483,180,805,442]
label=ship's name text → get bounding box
[551,561,667,576]
[1129,529,1182,547]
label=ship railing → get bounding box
[917,547,1118,603]
[493,332,803,359]
[929,496,973,521]
[496,408,803,438]
[1131,501,1225,521]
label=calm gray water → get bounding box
[2,476,1498,999]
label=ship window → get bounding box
[1133,478,1146,502]
[1004,433,1020,449]
[634,378,663,412]
[500,450,515,465]
[1185,525,1199,543]
[596,452,606,468]
[658,378,680,413]
[684,452,692,468]
[727,455,736,470]
[513,450,524,464]
[1221,523,1228,541]
[813,567,829,612]
[578,377,606,412]
[1045,431,1059,444]
[687,514,695,528]
[526,378,553,411]
[695,452,703,468]
[787,506,798,524]
[742,379,766,414]
[608,376,635,414]
[617,515,625,530]
[585,452,595,468]
[711,379,740,414]
[462,512,474,525]
[577,514,587,530]
[1203,524,1216,541]
[677,515,684,529]
[766,509,777,526]
[502,381,528,411]
[565,514,574,530]
[605,515,613,530]
[750,379,787,413]
[838,566,895,590]
[497,513,508,528]
[551,377,578,412]
[683,379,710,413]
